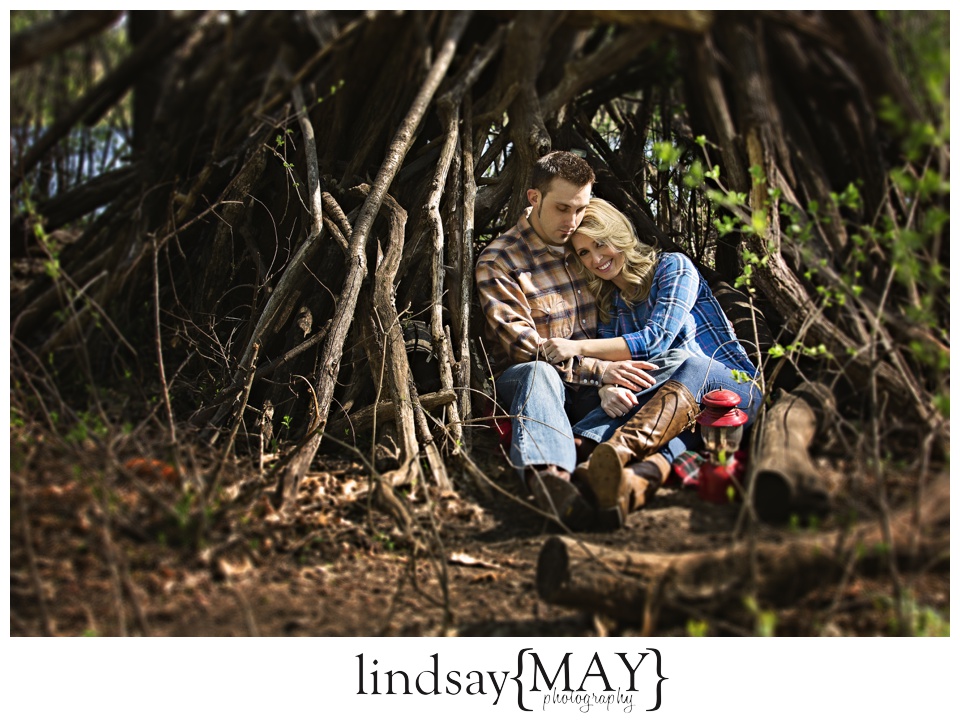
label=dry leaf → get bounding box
[216,556,253,580]
[448,552,500,569]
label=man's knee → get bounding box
[505,361,562,386]
[497,360,564,403]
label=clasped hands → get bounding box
[541,337,657,418]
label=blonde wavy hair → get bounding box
[570,198,658,323]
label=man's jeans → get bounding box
[494,350,690,475]
[573,354,763,464]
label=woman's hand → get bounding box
[599,385,640,418]
[601,360,657,390]
[541,337,581,364]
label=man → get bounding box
[475,151,675,527]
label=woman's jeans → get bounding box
[573,354,763,464]
[494,350,690,475]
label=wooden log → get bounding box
[327,386,456,437]
[363,188,419,465]
[536,474,948,626]
[428,96,464,446]
[749,381,836,523]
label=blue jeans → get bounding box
[495,350,690,474]
[573,354,763,464]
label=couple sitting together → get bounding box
[476,150,761,530]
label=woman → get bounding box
[542,198,762,528]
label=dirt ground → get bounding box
[9,426,950,638]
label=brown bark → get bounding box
[11,11,123,71]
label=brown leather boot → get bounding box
[593,454,671,529]
[587,380,698,520]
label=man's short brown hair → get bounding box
[530,150,595,195]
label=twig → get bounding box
[152,235,179,452]
[229,585,260,637]
[428,93,464,447]
[213,342,260,489]
[409,379,451,492]
[96,504,128,636]
[869,266,907,632]
[118,547,151,637]
[291,82,324,238]
[458,94,477,429]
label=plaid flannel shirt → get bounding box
[599,252,758,377]
[476,210,607,386]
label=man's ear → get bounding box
[526,188,539,207]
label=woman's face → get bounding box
[571,232,626,285]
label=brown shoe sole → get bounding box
[588,443,625,511]
[531,473,595,530]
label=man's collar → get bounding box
[519,207,568,260]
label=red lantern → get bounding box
[696,389,749,504]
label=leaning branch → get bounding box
[11,10,123,71]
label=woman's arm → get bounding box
[620,253,699,359]
[542,336,631,361]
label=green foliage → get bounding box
[64,410,110,444]
[651,140,681,171]
[317,78,346,104]
[685,619,709,637]
[373,530,397,552]
[767,342,830,360]
[875,592,950,636]
[743,596,777,637]
[734,246,771,294]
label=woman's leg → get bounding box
[571,348,693,446]
[584,356,762,526]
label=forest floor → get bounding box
[9,425,950,638]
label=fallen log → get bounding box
[328,390,457,439]
[749,381,836,522]
[536,474,948,627]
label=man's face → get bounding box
[527,179,592,247]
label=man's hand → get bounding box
[599,385,640,418]
[541,337,581,363]
[601,360,658,390]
